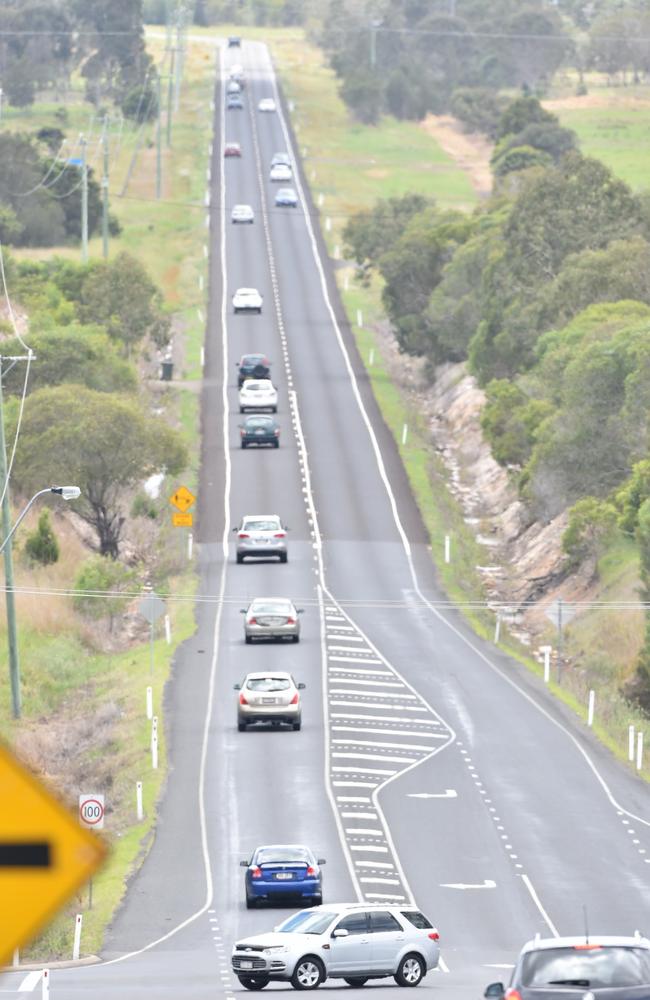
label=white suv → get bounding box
[231,902,440,991]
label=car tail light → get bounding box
[239,693,248,705]
[306,866,316,876]
[240,429,244,437]
[251,866,262,879]
[286,617,296,625]
[248,617,257,625]
[290,692,299,705]
[274,532,286,538]
[574,944,602,950]
[505,991,522,1000]
[274,429,280,436]
[238,532,250,538]
[428,930,440,941]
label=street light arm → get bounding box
[0,486,81,556]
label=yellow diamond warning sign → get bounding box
[0,744,106,966]
[169,485,196,513]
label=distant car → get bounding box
[230,64,245,85]
[224,142,242,158]
[231,903,441,991]
[240,844,323,905]
[232,288,263,314]
[241,597,303,643]
[231,204,255,224]
[484,933,650,1000]
[226,80,241,94]
[270,163,292,183]
[239,379,277,413]
[227,93,244,110]
[271,152,291,168]
[239,415,280,449]
[228,36,241,47]
[234,514,288,563]
[235,677,305,733]
[258,98,277,113]
[236,353,270,387]
[275,187,298,208]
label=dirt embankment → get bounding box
[419,114,493,198]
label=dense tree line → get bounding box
[344,92,650,695]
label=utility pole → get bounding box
[101,114,109,259]
[173,6,184,112]
[370,25,377,69]
[0,362,21,719]
[80,134,88,264]
[156,74,163,200]
[166,49,175,147]
[557,596,563,684]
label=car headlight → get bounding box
[264,946,287,954]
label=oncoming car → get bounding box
[241,597,303,643]
[484,933,650,1000]
[235,677,305,733]
[231,903,440,991]
[234,514,288,563]
[233,288,263,314]
[240,844,323,905]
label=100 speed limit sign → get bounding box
[79,794,105,830]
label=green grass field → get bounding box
[552,99,650,191]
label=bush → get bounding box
[562,497,617,570]
[73,556,136,629]
[24,510,59,566]
[450,88,507,139]
[131,494,158,519]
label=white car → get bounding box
[238,379,277,413]
[232,288,263,314]
[258,98,277,113]
[271,152,291,167]
[235,671,304,730]
[270,163,292,182]
[231,903,441,990]
[241,597,303,644]
[231,204,254,224]
[234,514,288,563]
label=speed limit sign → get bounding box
[79,794,105,830]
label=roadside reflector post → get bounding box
[587,689,595,727]
[136,781,143,821]
[200,346,205,368]
[343,273,349,291]
[494,615,501,644]
[540,645,552,684]
[401,423,408,446]
[334,244,340,258]
[368,348,374,366]
[356,309,363,328]
[12,949,19,967]
[637,731,644,771]
[325,216,331,232]
[317,192,323,207]
[146,686,153,720]
[42,970,49,999]
[164,614,171,645]
[152,734,158,770]
[72,914,82,961]
[629,724,636,761]
[444,535,451,564]
[188,532,193,560]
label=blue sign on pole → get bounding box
[67,157,83,167]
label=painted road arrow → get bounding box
[440,879,497,889]
[408,790,457,799]
[0,744,106,966]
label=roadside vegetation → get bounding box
[0,0,213,961]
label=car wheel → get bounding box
[241,442,247,449]
[343,979,368,988]
[238,721,247,732]
[394,953,425,988]
[273,441,279,448]
[236,554,244,564]
[292,720,301,731]
[245,635,253,645]
[245,894,257,908]
[272,406,277,413]
[291,957,325,991]
[239,406,244,413]
[238,975,269,990]
[257,307,262,314]
[292,635,300,644]
[312,894,322,905]
[280,553,288,563]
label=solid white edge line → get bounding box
[520,874,560,938]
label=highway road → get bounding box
[2,35,650,1000]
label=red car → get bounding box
[224,142,242,158]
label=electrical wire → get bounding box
[10,136,70,198]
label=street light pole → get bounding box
[156,74,162,200]
[80,134,88,264]
[0,362,21,719]
[101,114,109,260]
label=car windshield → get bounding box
[250,601,290,614]
[246,678,291,692]
[521,947,650,988]
[243,520,280,531]
[245,418,273,427]
[256,846,309,863]
[277,911,335,935]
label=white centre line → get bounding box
[333,738,434,752]
[350,845,390,853]
[330,701,427,711]
[333,765,397,775]
[356,860,395,869]
[331,712,443,725]
[332,725,444,739]
[329,678,405,689]
[329,665,394,675]
[360,876,401,885]
[330,655,383,665]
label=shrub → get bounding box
[562,497,617,569]
[24,510,59,566]
[73,556,136,630]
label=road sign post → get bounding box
[0,746,105,966]
[138,589,166,676]
[79,794,104,911]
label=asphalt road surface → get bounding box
[3,36,650,1000]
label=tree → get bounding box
[78,252,171,352]
[492,144,553,178]
[616,460,650,535]
[495,95,557,141]
[0,328,138,397]
[561,496,617,570]
[481,379,552,466]
[73,555,136,631]
[450,88,508,139]
[24,510,59,566]
[343,194,432,279]
[634,498,650,709]
[12,386,187,557]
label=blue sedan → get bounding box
[241,844,325,909]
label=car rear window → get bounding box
[247,678,291,692]
[257,846,310,864]
[400,910,432,929]
[251,602,290,614]
[521,947,650,988]
[243,520,280,531]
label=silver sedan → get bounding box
[235,671,305,731]
[241,598,303,644]
[234,515,288,563]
